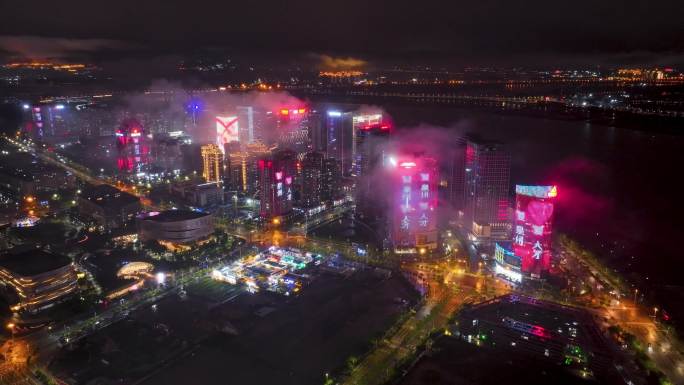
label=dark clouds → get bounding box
[0,0,682,64]
[0,36,135,60]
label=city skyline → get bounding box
[0,2,682,385]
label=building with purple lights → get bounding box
[391,154,439,254]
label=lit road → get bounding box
[558,238,684,385]
[4,136,158,211]
[341,257,511,385]
[4,136,103,187]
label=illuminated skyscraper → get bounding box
[324,110,354,175]
[225,143,271,194]
[445,137,468,212]
[308,110,326,153]
[116,118,149,174]
[351,113,389,177]
[321,158,342,203]
[392,154,439,253]
[24,103,69,138]
[276,107,310,157]
[513,185,557,278]
[259,149,297,219]
[300,151,325,208]
[236,106,255,144]
[201,144,223,184]
[226,152,248,192]
[464,138,511,241]
[216,115,239,155]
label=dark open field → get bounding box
[143,270,418,385]
[50,268,418,385]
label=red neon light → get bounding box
[280,109,289,115]
[528,201,554,226]
[298,108,305,114]
[399,161,416,168]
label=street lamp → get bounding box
[653,307,659,318]
[6,322,15,341]
[634,288,639,303]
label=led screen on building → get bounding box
[216,116,239,153]
[352,113,383,131]
[392,156,438,252]
[513,185,557,277]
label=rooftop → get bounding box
[0,248,72,276]
[81,184,140,211]
[140,210,209,223]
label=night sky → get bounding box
[0,0,683,66]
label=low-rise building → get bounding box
[78,185,141,230]
[0,248,78,313]
[170,181,224,207]
[137,210,214,244]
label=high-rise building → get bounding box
[116,118,149,174]
[352,118,391,217]
[225,152,247,192]
[24,103,69,139]
[308,110,326,153]
[324,110,354,174]
[225,143,270,194]
[251,108,272,145]
[259,149,297,219]
[201,144,223,184]
[513,185,557,278]
[215,115,239,154]
[351,113,388,177]
[464,138,511,241]
[392,154,439,253]
[445,137,468,212]
[236,106,255,144]
[181,143,203,174]
[275,107,311,158]
[152,136,183,172]
[321,158,343,203]
[300,152,325,208]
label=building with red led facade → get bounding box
[258,149,297,220]
[391,154,439,253]
[513,185,558,278]
[115,118,149,173]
